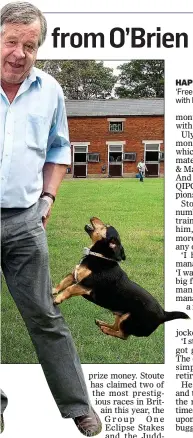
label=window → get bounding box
[87,153,100,162]
[74,146,87,153]
[145,144,160,151]
[109,122,123,132]
[123,153,136,162]
[109,145,122,152]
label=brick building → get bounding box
[65,98,164,178]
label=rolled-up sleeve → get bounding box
[46,85,71,165]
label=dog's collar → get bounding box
[73,248,117,283]
[83,247,117,263]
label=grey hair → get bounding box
[0,2,47,46]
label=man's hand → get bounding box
[41,196,54,228]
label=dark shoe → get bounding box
[74,407,102,436]
[0,414,4,434]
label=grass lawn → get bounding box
[1,178,164,364]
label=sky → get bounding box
[103,61,128,75]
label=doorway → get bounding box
[73,145,87,178]
[145,143,160,177]
[108,145,123,177]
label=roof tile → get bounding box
[66,98,164,117]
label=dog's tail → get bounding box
[164,310,190,322]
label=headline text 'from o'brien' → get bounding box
[51,27,188,49]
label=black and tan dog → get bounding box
[53,217,189,339]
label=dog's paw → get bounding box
[52,288,58,297]
[100,325,110,335]
[54,294,65,305]
[95,319,108,328]
[95,319,101,327]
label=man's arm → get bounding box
[41,83,71,227]
[42,162,67,197]
[41,162,67,228]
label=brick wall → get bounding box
[68,115,164,177]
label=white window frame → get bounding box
[109,121,123,133]
[108,118,125,133]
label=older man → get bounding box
[137,158,148,182]
[0,2,102,436]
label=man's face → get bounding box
[0,20,41,85]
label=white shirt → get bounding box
[137,162,146,172]
[0,67,71,208]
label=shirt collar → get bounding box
[0,67,42,99]
[27,67,42,87]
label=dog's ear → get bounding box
[109,239,126,261]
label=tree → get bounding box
[35,60,63,83]
[115,60,164,98]
[35,60,116,99]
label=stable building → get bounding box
[66,98,164,178]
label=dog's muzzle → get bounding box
[84,224,94,234]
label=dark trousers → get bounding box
[1,200,90,417]
[0,390,8,414]
[139,171,144,182]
